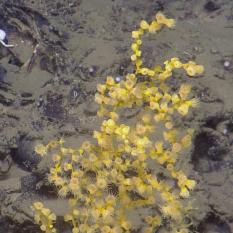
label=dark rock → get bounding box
[192,128,229,172]
[21,92,33,98]
[0,155,12,175]
[0,190,7,202]
[10,137,42,172]
[198,213,231,233]
[8,56,23,67]
[0,64,6,82]
[204,1,220,12]
[21,174,38,193]
[43,92,66,120]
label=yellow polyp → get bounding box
[140,20,150,30]
[141,113,152,123]
[179,84,191,99]
[33,202,44,210]
[72,228,79,233]
[131,43,138,51]
[171,93,180,104]
[40,225,47,231]
[147,69,155,76]
[155,141,163,154]
[109,111,119,121]
[130,54,137,61]
[148,21,161,33]
[172,143,182,153]
[160,102,169,112]
[155,11,165,21]
[126,73,136,81]
[154,113,165,122]
[177,104,189,116]
[81,140,92,151]
[136,39,142,45]
[155,92,163,101]
[49,213,56,221]
[140,67,149,75]
[195,64,204,74]
[106,76,115,85]
[132,86,143,99]
[155,12,172,27]
[35,144,48,156]
[185,179,196,190]
[97,84,107,94]
[136,59,142,67]
[181,134,192,147]
[135,50,141,57]
[136,123,147,135]
[101,226,111,233]
[150,101,159,110]
[164,61,173,72]
[95,93,104,104]
[125,79,135,90]
[63,162,72,171]
[186,98,199,108]
[180,187,190,198]
[186,66,196,76]
[165,18,176,28]
[120,220,132,231]
[163,130,178,143]
[165,121,173,129]
[132,30,140,39]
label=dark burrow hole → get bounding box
[0,216,40,233]
[204,113,233,133]
[226,121,233,133]
[192,130,228,171]
[203,115,225,130]
[35,181,59,198]
[197,213,231,233]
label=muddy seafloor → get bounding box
[0,0,233,232]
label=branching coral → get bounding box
[32,12,204,233]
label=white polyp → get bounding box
[0,29,6,41]
[115,76,122,82]
[0,29,15,48]
[0,40,14,48]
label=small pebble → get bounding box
[223,128,228,135]
[223,60,231,69]
[210,48,218,54]
[193,46,199,52]
[37,97,44,108]
[89,67,94,73]
[88,66,98,76]
[115,75,123,83]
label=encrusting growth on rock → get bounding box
[33,12,204,233]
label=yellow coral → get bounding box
[33,12,203,233]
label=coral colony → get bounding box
[33,12,204,233]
